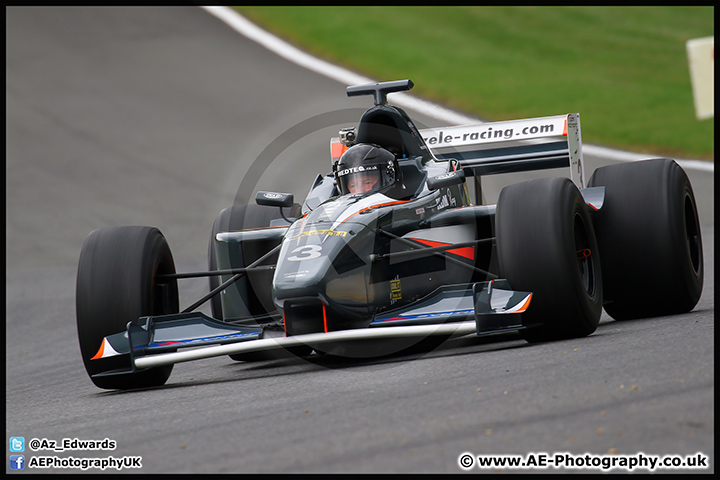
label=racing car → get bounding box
[76,79,704,390]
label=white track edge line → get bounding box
[201,6,713,172]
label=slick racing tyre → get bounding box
[496,177,602,343]
[76,226,178,390]
[208,203,300,320]
[587,158,703,320]
[208,202,310,361]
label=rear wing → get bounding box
[419,113,586,189]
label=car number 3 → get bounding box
[287,245,322,261]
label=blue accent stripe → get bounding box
[144,331,260,350]
[373,308,475,324]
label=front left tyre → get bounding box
[495,176,602,343]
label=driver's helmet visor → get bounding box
[337,165,392,195]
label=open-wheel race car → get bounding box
[76,80,704,390]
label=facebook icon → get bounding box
[10,455,25,470]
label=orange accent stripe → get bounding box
[322,304,328,333]
[331,139,348,160]
[409,238,476,261]
[562,119,568,136]
[242,225,290,232]
[517,293,533,313]
[297,212,309,233]
[448,247,475,260]
[90,339,105,360]
[339,200,410,225]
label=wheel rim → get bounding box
[152,250,178,316]
[574,213,597,297]
[684,193,702,276]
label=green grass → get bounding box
[235,6,713,160]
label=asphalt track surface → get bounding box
[6,7,714,474]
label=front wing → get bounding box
[90,280,533,378]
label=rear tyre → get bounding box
[496,177,602,342]
[208,203,310,361]
[76,226,178,390]
[208,203,301,320]
[588,158,703,320]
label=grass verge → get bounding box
[236,6,713,160]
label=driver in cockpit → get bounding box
[334,143,401,196]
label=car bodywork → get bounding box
[82,79,699,385]
[212,81,599,338]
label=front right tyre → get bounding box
[76,226,178,390]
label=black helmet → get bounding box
[334,143,402,196]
